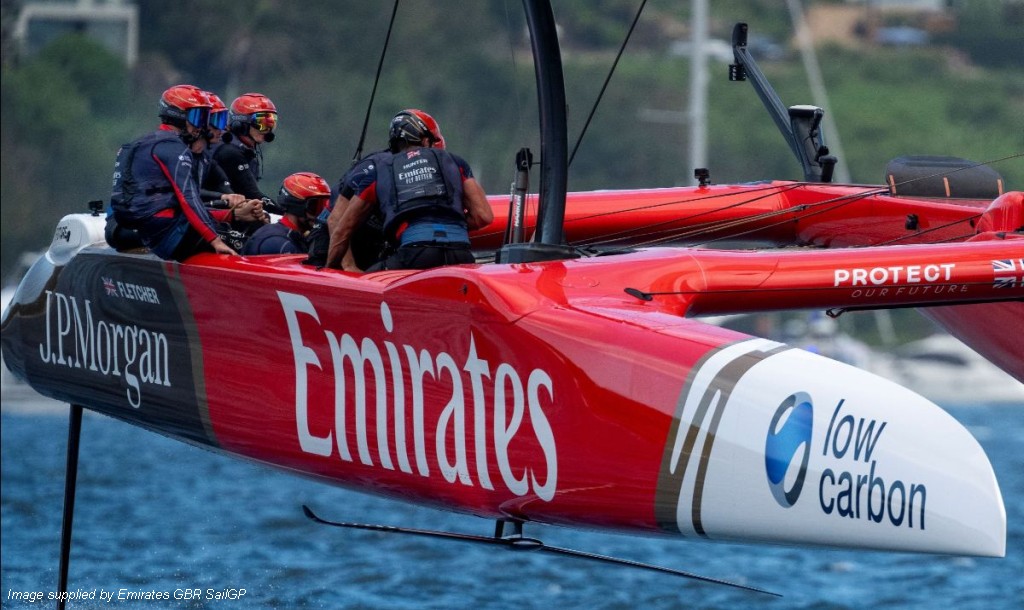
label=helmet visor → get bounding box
[209,110,228,130]
[186,107,211,128]
[251,112,278,133]
[305,196,329,217]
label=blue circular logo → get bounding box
[765,392,813,508]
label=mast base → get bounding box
[494,242,579,264]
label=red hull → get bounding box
[1,183,1017,556]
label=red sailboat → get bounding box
[2,3,1020,600]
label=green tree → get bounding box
[1,35,134,279]
[2,1,1021,281]
[939,0,1024,70]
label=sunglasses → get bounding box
[186,107,211,128]
[209,110,228,130]
[251,112,278,133]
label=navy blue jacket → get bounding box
[110,127,227,259]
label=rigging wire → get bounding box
[568,0,649,168]
[503,0,529,150]
[760,152,1024,247]
[352,0,400,163]
[470,182,794,243]
[626,280,1006,301]
[486,0,1022,252]
[570,184,806,247]
[502,0,537,226]
[872,219,983,247]
[566,183,797,228]
[566,152,1022,250]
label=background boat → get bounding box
[706,311,1024,408]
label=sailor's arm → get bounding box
[326,195,361,271]
[462,178,494,230]
[154,146,237,254]
[326,195,372,270]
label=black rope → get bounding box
[474,153,1020,250]
[689,189,885,245]
[575,150,1022,249]
[568,0,649,168]
[576,186,880,252]
[352,0,400,163]
[625,280,1006,301]
[471,182,793,243]
[873,218,983,246]
[570,184,805,247]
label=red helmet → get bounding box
[388,108,445,151]
[229,92,278,138]
[205,92,228,130]
[278,172,331,217]
[159,84,212,128]
[207,92,227,113]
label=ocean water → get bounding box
[2,393,1022,609]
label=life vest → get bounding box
[109,130,182,229]
[376,148,465,238]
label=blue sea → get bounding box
[2,391,1022,609]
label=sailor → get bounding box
[325,109,493,271]
[196,91,253,252]
[197,92,243,207]
[243,172,331,255]
[322,110,445,270]
[315,112,449,270]
[304,147,392,270]
[213,92,280,205]
[107,84,266,260]
[205,92,230,149]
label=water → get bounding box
[3,393,1022,609]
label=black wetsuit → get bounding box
[212,140,272,201]
[211,140,270,237]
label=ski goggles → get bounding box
[209,110,228,130]
[185,107,211,128]
[250,111,278,134]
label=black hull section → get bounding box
[1,248,218,449]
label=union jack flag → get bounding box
[406,149,421,159]
[991,259,1024,288]
[102,277,118,296]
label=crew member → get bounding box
[199,91,243,207]
[108,84,265,260]
[243,172,331,255]
[213,92,279,204]
[326,109,492,271]
[313,112,446,269]
[206,92,230,148]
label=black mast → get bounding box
[496,0,578,263]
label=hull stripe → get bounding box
[655,338,790,537]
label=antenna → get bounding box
[729,23,838,183]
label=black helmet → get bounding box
[388,109,443,151]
